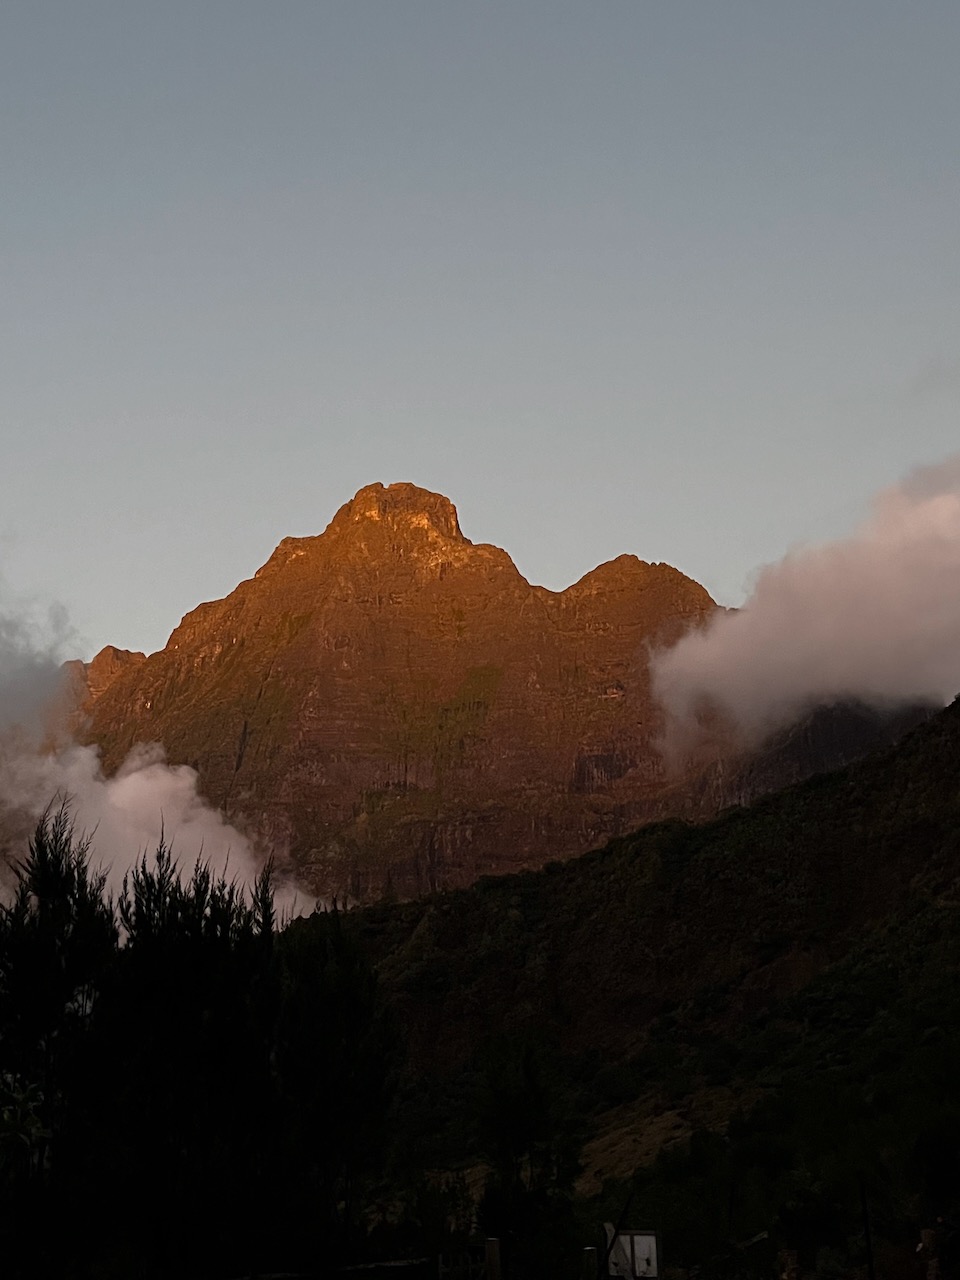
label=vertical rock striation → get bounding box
[79,482,715,898]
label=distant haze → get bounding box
[0,587,75,738]
[651,456,960,750]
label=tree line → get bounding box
[0,807,395,1279]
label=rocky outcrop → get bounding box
[68,645,147,709]
[79,482,715,897]
[77,482,926,900]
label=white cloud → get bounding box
[651,454,960,750]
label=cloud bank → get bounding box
[651,455,960,750]
[0,585,304,910]
[0,740,281,900]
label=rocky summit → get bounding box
[72,482,923,900]
[72,482,718,898]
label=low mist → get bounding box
[0,588,75,738]
[0,586,303,911]
[651,455,960,753]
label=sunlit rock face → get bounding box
[77,482,717,899]
[73,645,147,702]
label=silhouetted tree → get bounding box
[476,1036,583,1279]
[0,811,398,1279]
[0,806,116,1273]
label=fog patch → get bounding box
[0,585,305,914]
[651,456,960,757]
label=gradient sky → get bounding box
[2,1,959,661]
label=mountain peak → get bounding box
[328,482,465,543]
[79,477,916,905]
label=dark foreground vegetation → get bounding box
[4,700,960,1278]
[0,810,396,1279]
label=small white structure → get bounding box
[604,1225,659,1279]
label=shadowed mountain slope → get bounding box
[341,694,960,1233]
[359,695,960,1070]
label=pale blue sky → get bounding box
[2,1,958,660]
